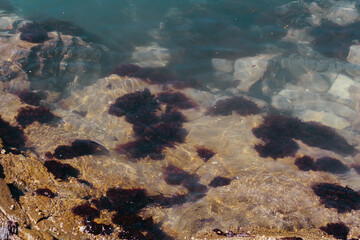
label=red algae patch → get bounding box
[312,183,360,213]
[110,88,188,160]
[73,187,171,239]
[44,160,79,180]
[254,137,299,159]
[252,115,355,159]
[72,203,100,220]
[112,64,142,77]
[208,176,232,187]
[295,156,315,171]
[295,156,350,174]
[196,147,215,162]
[18,22,48,43]
[16,90,43,106]
[157,92,197,109]
[320,222,349,240]
[48,139,107,160]
[34,188,56,198]
[16,106,58,128]
[207,96,261,116]
[0,116,26,153]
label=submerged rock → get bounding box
[0,10,109,95]
[233,54,274,92]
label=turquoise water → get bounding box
[11,0,291,88]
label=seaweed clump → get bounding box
[252,115,355,159]
[295,156,349,174]
[311,21,360,60]
[163,165,208,200]
[196,147,215,162]
[88,187,171,239]
[0,116,26,154]
[72,203,113,235]
[110,89,188,160]
[47,139,107,160]
[157,92,197,109]
[312,183,360,213]
[18,22,48,43]
[16,90,43,106]
[15,106,58,128]
[207,96,261,116]
[320,222,349,240]
[35,188,56,198]
[208,176,232,188]
[44,160,79,180]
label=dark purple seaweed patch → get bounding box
[208,176,232,187]
[312,183,360,213]
[111,89,188,160]
[113,64,142,77]
[35,188,56,198]
[16,90,43,106]
[0,116,26,153]
[116,121,187,160]
[7,183,24,202]
[18,22,48,43]
[207,96,260,116]
[52,139,107,159]
[254,138,299,159]
[44,160,79,180]
[320,222,349,240]
[109,89,159,118]
[16,106,58,128]
[295,156,349,174]
[72,203,100,220]
[163,165,192,186]
[7,221,19,236]
[157,92,197,109]
[84,220,113,235]
[252,115,355,158]
[163,165,207,198]
[196,147,215,162]
[0,164,4,178]
[313,157,350,174]
[295,156,315,171]
[311,21,360,60]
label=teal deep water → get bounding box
[10,0,293,87]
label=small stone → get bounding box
[347,45,360,65]
[233,54,274,92]
[295,110,350,130]
[211,58,233,73]
[328,74,357,100]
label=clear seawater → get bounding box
[3,0,360,239]
[11,0,292,88]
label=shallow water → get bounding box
[1,0,360,239]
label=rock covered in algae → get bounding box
[0,8,109,94]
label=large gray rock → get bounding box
[0,10,109,94]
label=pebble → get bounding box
[211,58,233,73]
[233,54,274,92]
